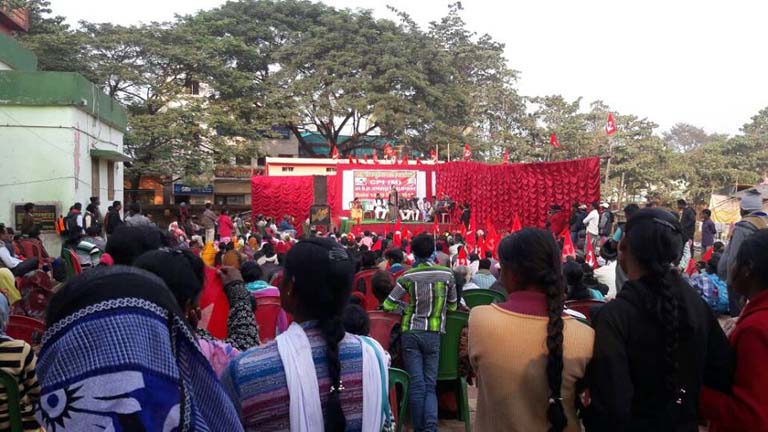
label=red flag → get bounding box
[416,159,423,166]
[502,148,509,164]
[364,154,369,162]
[559,228,576,261]
[456,246,468,266]
[433,217,439,235]
[384,143,393,158]
[430,149,438,162]
[585,234,598,269]
[511,213,522,233]
[199,266,229,339]
[702,246,714,262]
[355,157,360,164]
[348,156,353,164]
[460,222,467,240]
[550,133,560,149]
[394,218,402,233]
[402,155,409,165]
[685,258,698,276]
[373,151,379,164]
[606,112,617,136]
[393,231,402,246]
[463,143,472,161]
[404,228,412,242]
[477,235,487,257]
[371,238,383,251]
[331,145,340,159]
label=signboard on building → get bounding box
[214,166,252,179]
[352,170,417,200]
[173,184,213,196]
[13,203,58,232]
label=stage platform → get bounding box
[340,219,462,234]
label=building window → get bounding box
[278,154,294,158]
[91,157,100,198]
[326,167,336,173]
[215,195,246,206]
[235,155,251,166]
[107,161,115,200]
[281,167,294,172]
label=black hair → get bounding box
[29,226,41,238]
[479,258,491,270]
[624,203,640,219]
[23,202,34,212]
[85,225,100,237]
[112,200,121,207]
[484,251,493,259]
[371,271,394,305]
[713,241,725,253]
[591,201,599,210]
[702,209,711,217]
[105,225,167,265]
[563,260,590,301]
[411,233,434,259]
[385,248,404,264]
[469,253,480,262]
[342,303,370,336]
[73,202,82,210]
[676,199,687,207]
[134,249,204,314]
[498,228,567,431]
[262,242,275,258]
[129,202,141,214]
[283,238,355,430]
[733,229,768,293]
[623,208,688,407]
[205,203,211,209]
[240,261,263,283]
[361,251,377,268]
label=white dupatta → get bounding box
[276,322,389,432]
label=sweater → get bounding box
[700,289,768,432]
[469,293,595,432]
[587,278,733,432]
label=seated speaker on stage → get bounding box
[374,193,388,220]
[418,197,428,222]
[399,198,414,221]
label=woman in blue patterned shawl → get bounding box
[35,265,244,432]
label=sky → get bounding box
[51,0,768,135]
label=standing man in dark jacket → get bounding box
[700,209,717,251]
[105,201,123,236]
[569,203,586,250]
[677,199,697,245]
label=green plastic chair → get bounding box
[462,288,506,309]
[388,367,409,432]
[438,310,471,432]
[0,369,23,432]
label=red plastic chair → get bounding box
[6,315,45,346]
[254,295,283,343]
[565,299,606,321]
[368,310,401,351]
[353,269,386,311]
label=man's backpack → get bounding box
[54,216,66,236]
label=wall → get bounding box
[0,105,124,252]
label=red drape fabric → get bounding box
[435,158,600,230]
[252,158,600,231]
[251,176,315,223]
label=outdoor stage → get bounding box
[344,219,463,235]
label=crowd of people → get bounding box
[0,188,765,431]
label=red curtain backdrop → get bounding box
[251,176,315,224]
[435,158,600,229]
[252,158,600,231]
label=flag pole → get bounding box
[603,137,614,195]
[447,142,451,162]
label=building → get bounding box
[0,3,28,35]
[0,26,128,253]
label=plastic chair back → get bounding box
[368,311,401,351]
[352,269,382,311]
[254,295,282,342]
[462,289,506,308]
[6,315,45,347]
[388,367,409,432]
[565,299,606,321]
[437,310,469,381]
[0,369,23,432]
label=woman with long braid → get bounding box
[222,238,392,431]
[587,208,733,431]
[469,228,594,431]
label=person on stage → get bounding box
[399,197,413,221]
[374,193,388,220]
[350,197,363,225]
[388,185,399,222]
[460,202,471,229]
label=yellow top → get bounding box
[469,304,595,432]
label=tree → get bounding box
[663,123,711,153]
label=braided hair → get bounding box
[498,228,567,432]
[623,208,687,409]
[283,237,355,431]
